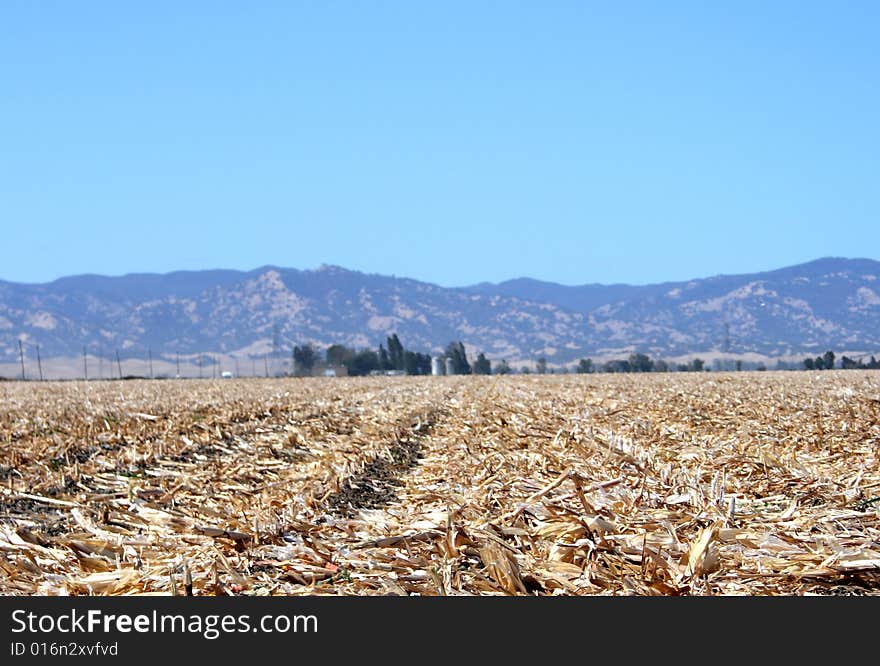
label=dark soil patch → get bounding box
[40,517,73,537]
[50,446,98,470]
[326,411,438,518]
[1,497,50,514]
[168,443,223,463]
[115,459,149,477]
[46,440,125,471]
[272,448,308,463]
[809,574,880,596]
[44,477,80,497]
[0,497,72,536]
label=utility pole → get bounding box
[198,354,203,379]
[83,347,88,381]
[36,344,43,381]
[148,349,153,379]
[212,355,216,379]
[176,352,181,378]
[18,340,25,381]
[272,323,279,376]
[251,357,256,377]
[116,350,122,379]
[264,353,269,378]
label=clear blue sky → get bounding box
[2,2,878,287]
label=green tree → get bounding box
[494,359,512,375]
[326,344,354,367]
[689,358,705,373]
[577,358,594,374]
[444,341,471,375]
[535,357,547,374]
[387,334,405,371]
[345,349,380,376]
[293,344,317,376]
[628,353,654,373]
[473,352,491,375]
[378,344,391,371]
[823,350,836,370]
[603,359,631,373]
[402,350,432,375]
[841,355,861,369]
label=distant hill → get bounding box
[465,257,880,360]
[1,257,879,375]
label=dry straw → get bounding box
[1,371,878,596]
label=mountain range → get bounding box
[1,257,879,376]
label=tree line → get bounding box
[804,351,880,370]
[569,350,880,374]
[573,353,706,374]
[292,335,494,377]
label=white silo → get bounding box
[445,357,455,376]
[431,356,444,376]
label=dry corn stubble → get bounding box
[1,371,879,596]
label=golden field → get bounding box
[1,371,879,596]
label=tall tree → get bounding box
[403,351,418,375]
[473,353,491,375]
[823,350,836,370]
[326,344,354,367]
[577,358,594,374]
[603,359,631,373]
[535,357,547,374]
[387,334,405,371]
[293,344,317,376]
[444,341,471,375]
[628,353,654,373]
[402,351,432,375]
[841,356,860,369]
[345,349,380,376]
[378,344,391,371]
[494,359,512,375]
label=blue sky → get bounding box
[1,2,878,287]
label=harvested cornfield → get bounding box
[1,371,879,596]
